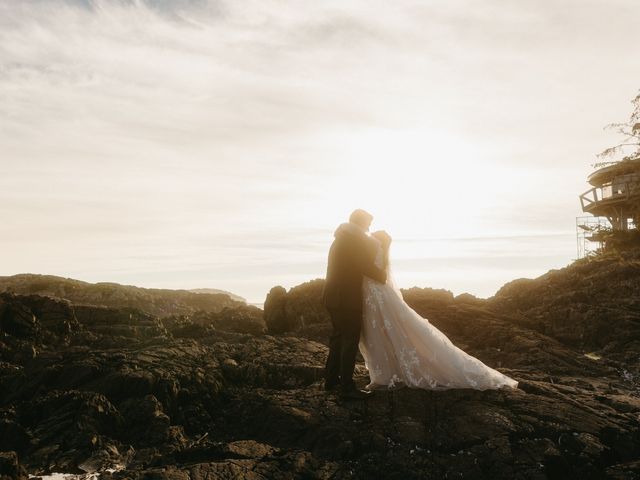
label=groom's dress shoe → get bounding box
[338,385,373,400]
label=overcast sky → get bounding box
[1,0,639,303]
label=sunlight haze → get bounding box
[1,0,639,302]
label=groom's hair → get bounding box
[349,209,373,227]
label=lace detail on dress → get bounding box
[358,242,518,392]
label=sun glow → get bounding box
[2,0,634,302]
[306,127,510,239]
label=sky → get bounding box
[1,0,639,303]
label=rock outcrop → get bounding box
[263,286,288,334]
[263,279,330,340]
[1,250,640,479]
[488,249,640,366]
[0,274,243,318]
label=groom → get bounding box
[322,209,387,400]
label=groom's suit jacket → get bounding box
[322,222,387,312]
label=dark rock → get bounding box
[401,287,455,311]
[74,305,168,340]
[118,395,173,447]
[605,460,640,479]
[16,294,80,340]
[262,280,330,340]
[0,298,38,339]
[1,251,640,478]
[163,305,266,337]
[264,286,288,333]
[209,305,266,335]
[0,420,30,455]
[161,316,207,339]
[454,292,486,305]
[0,451,27,480]
[284,279,330,334]
[21,390,125,472]
[488,250,640,362]
[0,274,243,318]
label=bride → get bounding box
[359,230,518,391]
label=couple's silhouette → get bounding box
[322,209,518,400]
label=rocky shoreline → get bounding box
[1,250,640,479]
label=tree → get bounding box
[593,90,640,168]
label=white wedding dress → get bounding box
[359,239,518,391]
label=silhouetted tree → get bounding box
[594,90,640,168]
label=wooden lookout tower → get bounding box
[577,157,640,257]
[580,157,640,229]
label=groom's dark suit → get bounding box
[322,222,387,389]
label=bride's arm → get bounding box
[359,241,387,284]
[363,262,387,284]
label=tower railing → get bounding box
[579,180,640,212]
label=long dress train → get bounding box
[358,241,518,391]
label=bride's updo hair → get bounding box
[372,230,392,250]
[372,230,392,270]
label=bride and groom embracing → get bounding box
[322,209,518,400]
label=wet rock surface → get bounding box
[1,252,640,479]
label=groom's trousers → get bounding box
[325,308,362,388]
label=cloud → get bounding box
[0,0,638,301]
